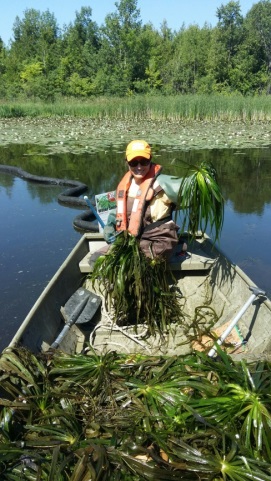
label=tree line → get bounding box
[0,0,271,101]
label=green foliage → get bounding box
[1,1,271,99]
[145,59,162,90]
[165,25,212,94]
[20,61,43,82]
[67,72,94,97]
[1,347,271,479]
[176,161,224,242]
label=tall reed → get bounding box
[0,94,271,121]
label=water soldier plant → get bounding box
[91,231,184,336]
[90,161,224,333]
[0,347,271,480]
[176,160,224,243]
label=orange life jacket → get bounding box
[115,163,162,237]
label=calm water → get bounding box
[0,144,271,351]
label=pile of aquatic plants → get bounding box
[0,347,271,480]
[90,231,183,335]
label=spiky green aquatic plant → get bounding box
[50,348,125,395]
[176,161,224,242]
[1,347,271,480]
[185,359,271,462]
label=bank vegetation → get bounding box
[1,0,271,105]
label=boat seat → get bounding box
[168,252,215,271]
[79,241,108,273]
[79,240,216,273]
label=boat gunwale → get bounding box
[8,233,92,348]
[212,240,271,310]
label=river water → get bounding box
[0,144,271,351]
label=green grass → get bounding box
[0,93,271,121]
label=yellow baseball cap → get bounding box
[125,140,151,162]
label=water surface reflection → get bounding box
[0,144,271,350]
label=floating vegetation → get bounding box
[0,346,271,480]
[0,115,271,155]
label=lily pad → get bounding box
[0,118,271,154]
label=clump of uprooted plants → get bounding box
[90,161,224,334]
[90,231,184,336]
[0,346,271,480]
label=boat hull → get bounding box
[9,233,271,360]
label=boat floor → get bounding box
[61,237,246,358]
[79,268,245,358]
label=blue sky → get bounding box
[1,0,257,45]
